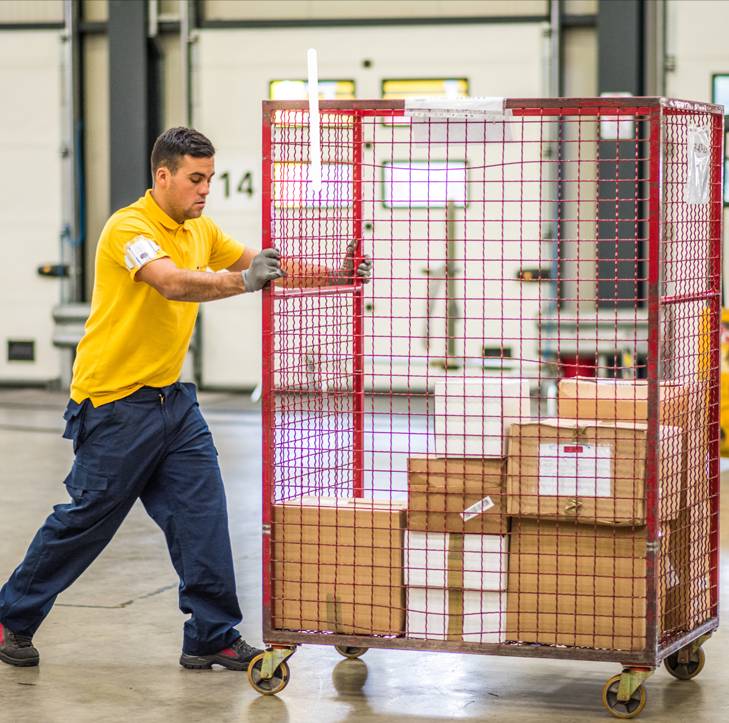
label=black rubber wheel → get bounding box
[601,674,647,719]
[247,653,291,696]
[664,647,705,681]
[334,645,368,660]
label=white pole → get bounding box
[307,48,322,193]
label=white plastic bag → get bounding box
[686,124,711,204]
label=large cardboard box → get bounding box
[407,456,506,535]
[434,377,530,457]
[407,587,506,643]
[506,419,683,526]
[558,377,696,517]
[272,497,406,635]
[506,519,670,651]
[404,531,508,590]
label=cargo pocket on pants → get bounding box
[63,462,110,503]
[62,400,87,453]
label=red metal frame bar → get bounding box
[352,111,364,498]
[261,105,274,638]
[643,106,663,658]
[708,110,724,619]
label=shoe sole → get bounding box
[179,654,247,672]
[0,650,39,667]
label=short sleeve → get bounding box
[101,217,170,280]
[207,219,246,271]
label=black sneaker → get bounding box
[0,621,39,667]
[179,638,263,671]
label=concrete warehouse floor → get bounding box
[0,388,727,723]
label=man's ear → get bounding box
[155,166,170,188]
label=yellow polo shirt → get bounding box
[71,190,245,406]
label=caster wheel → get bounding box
[664,647,705,680]
[334,645,368,660]
[602,674,647,719]
[247,652,291,696]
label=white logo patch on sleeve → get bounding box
[124,236,162,270]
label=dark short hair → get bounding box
[150,127,215,177]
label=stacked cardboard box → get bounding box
[504,377,696,650]
[505,418,683,525]
[506,519,671,650]
[558,377,694,515]
[405,455,509,642]
[408,456,506,535]
[272,497,406,635]
[559,376,715,634]
[405,530,507,642]
[434,378,529,457]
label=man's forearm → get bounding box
[164,269,246,302]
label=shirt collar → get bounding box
[143,189,188,231]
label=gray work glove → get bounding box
[242,248,286,292]
[330,240,372,285]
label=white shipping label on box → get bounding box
[461,496,494,522]
[538,443,612,497]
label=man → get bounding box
[0,127,371,670]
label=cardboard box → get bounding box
[505,419,683,526]
[272,497,406,635]
[404,530,508,590]
[407,456,506,535]
[558,377,697,517]
[668,498,715,631]
[434,377,530,457]
[506,519,670,651]
[407,587,506,643]
[683,380,713,509]
[557,377,691,426]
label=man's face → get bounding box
[155,154,215,222]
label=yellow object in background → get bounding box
[721,308,729,455]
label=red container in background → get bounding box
[560,354,597,378]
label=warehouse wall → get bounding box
[664,0,729,303]
[194,20,550,388]
[201,0,549,22]
[10,0,729,389]
[560,27,599,312]
[0,1,63,23]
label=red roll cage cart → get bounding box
[248,97,722,719]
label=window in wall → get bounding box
[269,79,355,101]
[382,78,469,100]
[382,160,468,209]
[273,162,352,209]
[270,79,355,125]
[381,78,469,125]
[711,74,729,116]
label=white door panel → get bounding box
[195,23,544,389]
[0,31,63,383]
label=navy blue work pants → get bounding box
[0,382,242,655]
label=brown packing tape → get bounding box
[447,588,463,641]
[326,592,342,633]
[447,533,464,588]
